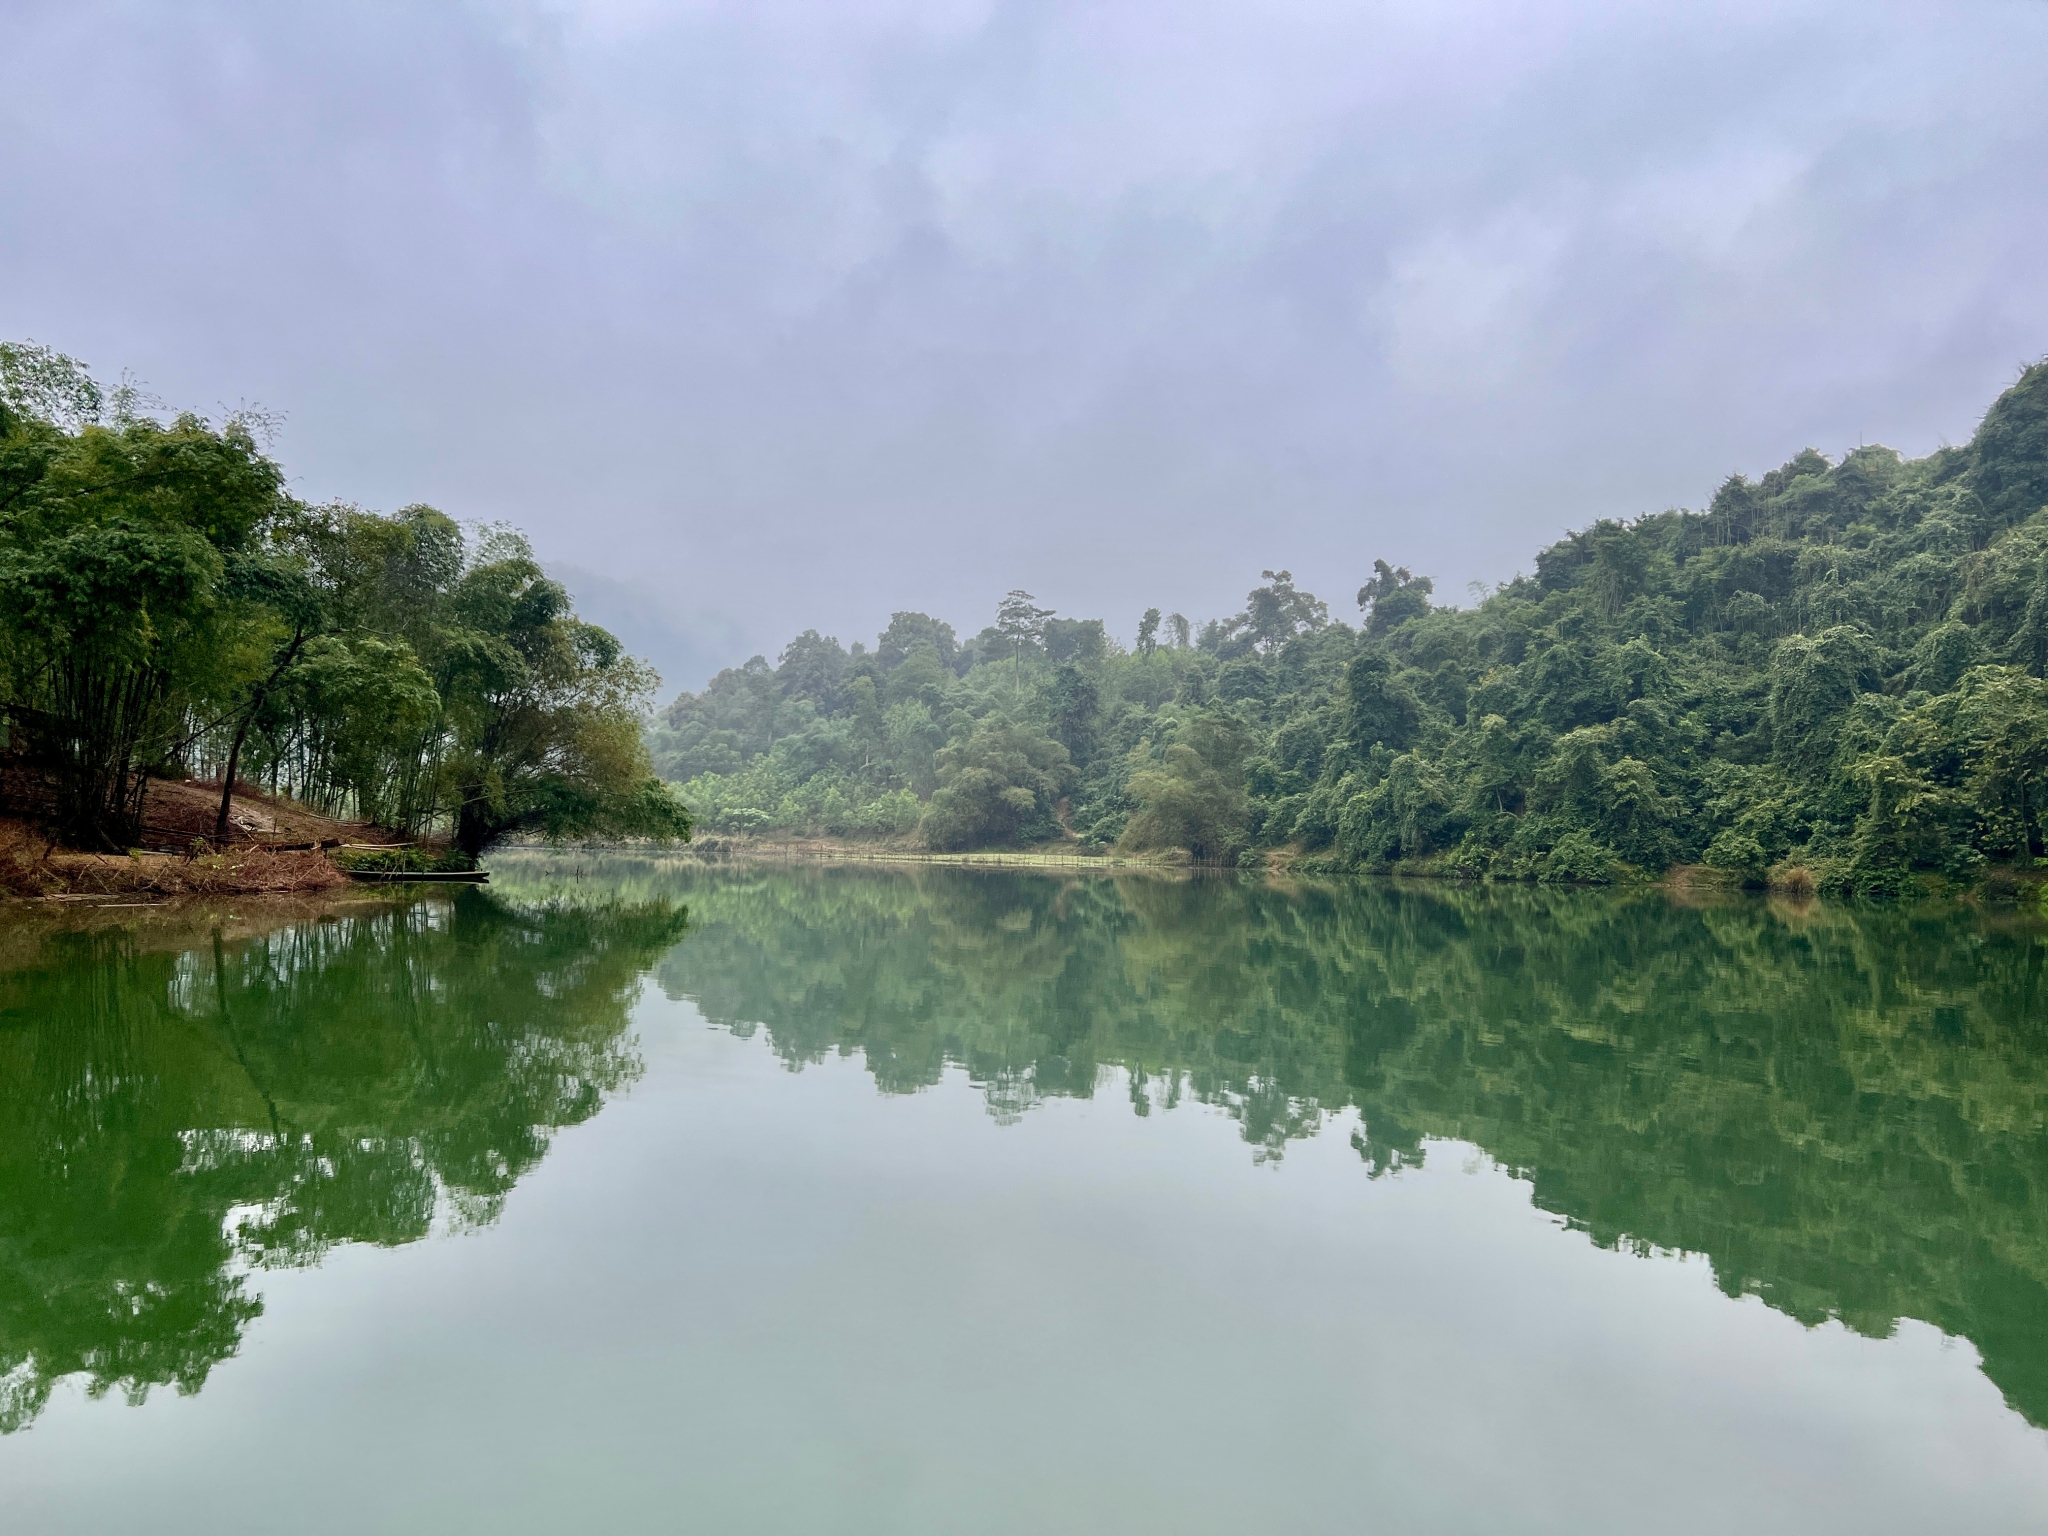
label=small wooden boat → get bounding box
[343,869,491,883]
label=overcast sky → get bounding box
[6,0,2046,693]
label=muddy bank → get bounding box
[0,826,351,900]
[0,778,414,900]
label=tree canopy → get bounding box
[0,342,689,856]
[656,359,2048,894]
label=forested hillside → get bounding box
[0,342,687,859]
[657,361,2048,894]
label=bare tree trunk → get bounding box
[212,630,307,844]
[214,714,253,844]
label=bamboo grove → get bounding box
[0,343,688,855]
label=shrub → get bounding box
[920,720,1070,850]
[1120,715,1249,861]
[1541,831,1620,884]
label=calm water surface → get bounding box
[2,859,2046,1532]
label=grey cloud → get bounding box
[4,0,2045,688]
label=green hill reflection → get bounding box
[597,861,2048,1429]
[0,890,688,1432]
[6,861,2046,1439]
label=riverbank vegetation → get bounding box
[656,362,2048,897]
[0,341,688,878]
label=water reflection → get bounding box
[503,857,2048,1431]
[0,890,688,1432]
[6,860,2047,1445]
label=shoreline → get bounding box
[506,837,2048,908]
[0,783,429,902]
[677,836,1173,871]
[1,845,353,902]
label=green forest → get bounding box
[10,332,2046,899]
[0,342,687,859]
[656,361,2048,897]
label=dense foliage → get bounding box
[0,343,688,854]
[657,364,2048,894]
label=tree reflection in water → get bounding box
[6,859,2046,1439]
[598,860,2048,1429]
[0,889,688,1432]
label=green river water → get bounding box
[2,857,2045,1532]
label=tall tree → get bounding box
[1356,560,1433,636]
[995,589,1053,689]
[427,530,692,858]
[1236,570,1329,652]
